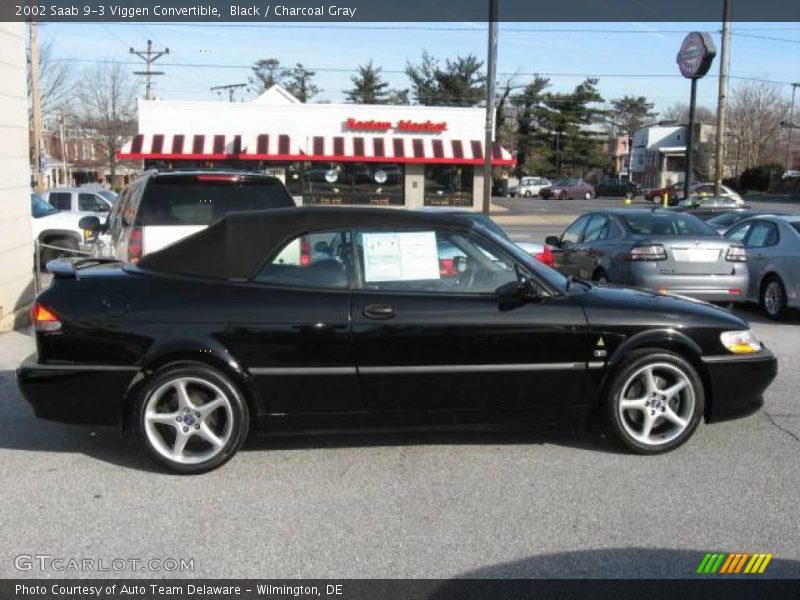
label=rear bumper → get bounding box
[702,350,777,423]
[16,353,139,426]
[630,269,749,303]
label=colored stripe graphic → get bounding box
[697,553,727,573]
[744,553,773,574]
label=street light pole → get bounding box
[481,0,499,215]
[786,83,800,171]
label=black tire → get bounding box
[524,190,532,198]
[132,363,250,474]
[561,191,570,200]
[760,275,788,321]
[592,269,608,284]
[40,237,79,269]
[605,350,705,455]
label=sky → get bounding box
[38,21,800,114]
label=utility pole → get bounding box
[29,20,44,192]
[714,0,732,196]
[130,40,169,100]
[786,83,800,171]
[482,0,498,215]
[211,83,249,102]
[58,114,68,187]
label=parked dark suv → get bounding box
[80,170,295,263]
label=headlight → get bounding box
[720,330,762,354]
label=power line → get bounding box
[210,82,249,101]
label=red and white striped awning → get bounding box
[117,133,515,166]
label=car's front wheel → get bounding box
[524,190,532,198]
[133,363,249,474]
[605,351,704,454]
[652,195,662,205]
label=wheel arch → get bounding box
[122,343,264,432]
[593,329,713,422]
[38,229,82,245]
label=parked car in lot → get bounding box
[671,196,749,221]
[539,179,595,200]
[594,178,641,197]
[646,182,744,206]
[30,193,91,265]
[723,215,800,320]
[79,170,295,262]
[545,208,749,304]
[18,207,776,473]
[706,210,781,234]
[41,187,114,218]
[516,177,552,198]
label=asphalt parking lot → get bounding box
[2,196,799,579]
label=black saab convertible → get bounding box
[18,207,777,473]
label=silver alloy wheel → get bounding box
[764,280,784,317]
[653,195,662,205]
[617,362,695,446]
[585,192,592,200]
[143,376,234,465]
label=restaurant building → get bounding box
[117,85,514,210]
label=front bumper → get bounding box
[16,353,139,426]
[702,349,777,423]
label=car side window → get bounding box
[254,230,352,290]
[582,215,608,243]
[78,193,109,212]
[107,187,129,232]
[725,222,751,244]
[354,229,518,295]
[745,221,779,248]
[561,215,591,246]
[48,192,72,211]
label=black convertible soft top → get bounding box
[137,206,477,280]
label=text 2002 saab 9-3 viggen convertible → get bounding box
[17,207,777,473]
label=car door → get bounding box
[350,227,589,413]
[221,229,361,414]
[551,214,592,276]
[743,220,780,297]
[571,214,609,279]
[725,220,757,299]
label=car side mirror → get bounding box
[544,235,560,247]
[496,277,541,311]
[79,216,104,232]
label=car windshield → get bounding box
[622,213,719,237]
[707,212,747,229]
[138,177,294,226]
[30,193,57,218]
[97,190,117,203]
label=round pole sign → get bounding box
[676,31,717,79]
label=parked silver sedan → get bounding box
[723,215,800,319]
[546,208,749,304]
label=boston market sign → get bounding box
[676,31,717,79]
[345,118,448,133]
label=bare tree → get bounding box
[727,81,791,169]
[73,61,137,181]
[661,102,716,125]
[27,37,75,121]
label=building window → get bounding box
[302,162,404,206]
[424,165,474,207]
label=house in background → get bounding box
[630,123,717,188]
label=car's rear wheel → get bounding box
[524,190,532,198]
[606,351,704,454]
[584,191,593,200]
[592,268,608,283]
[761,275,787,321]
[133,364,249,474]
[652,195,662,205]
[560,191,569,200]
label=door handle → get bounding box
[363,304,396,319]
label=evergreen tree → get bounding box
[281,63,320,103]
[345,61,390,104]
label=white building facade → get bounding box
[118,85,514,210]
[0,23,34,331]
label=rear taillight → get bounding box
[627,244,667,261]
[299,237,311,267]
[128,227,143,263]
[31,302,61,332]
[725,246,747,262]
[439,258,456,276]
[534,245,555,267]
